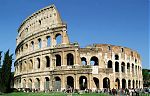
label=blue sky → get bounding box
[0,0,149,71]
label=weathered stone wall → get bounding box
[14,5,143,91]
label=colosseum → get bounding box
[14,5,143,91]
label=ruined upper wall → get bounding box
[79,44,141,63]
[17,4,65,45]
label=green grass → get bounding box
[0,92,108,96]
[0,92,149,96]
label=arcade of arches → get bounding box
[14,4,143,92]
[18,76,142,91]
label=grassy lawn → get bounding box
[0,92,149,96]
[0,92,108,96]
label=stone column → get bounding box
[40,77,44,91]
[62,28,69,44]
[42,36,47,48]
[120,78,122,89]
[88,74,92,90]
[99,75,103,90]
[126,79,128,89]
[113,61,115,73]
[32,78,35,90]
[26,79,29,88]
[75,49,79,65]
[41,55,45,70]
[50,76,53,90]
[51,34,56,47]
[61,75,65,90]
[62,51,66,66]
[75,75,79,89]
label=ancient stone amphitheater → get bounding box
[14,5,143,91]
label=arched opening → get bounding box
[135,65,137,75]
[37,58,40,69]
[20,63,22,72]
[132,63,134,74]
[24,61,26,72]
[136,80,138,88]
[115,78,120,89]
[31,41,34,51]
[122,79,126,89]
[67,76,74,88]
[38,38,42,49]
[121,62,125,73]
[30,59,33,70]
[108,46,111,51]
[35,78,40,90]
[139,81,140,88]
[93,77,99,89]
[121,48,124,52]
[79,76,87,90]
[23,79,26,88]
[81,57,87,65]
[115,54,119,60]
[26,44,28,51]
[132,80,135,89]
[127,63,130,72]
[45,56,50,67]
[28,79,32,89]
[67,53,74,66]
[54,77,61,91]
[107,60,112,68]
[46,36,51,47]
[55,54,61,66]
[128,80,131,89]
[55,33,62,45]
[90,56,99,66]
[39,20,41,25]
[103,77,110,89]
[45,77,50,90]
[115,62,119,72]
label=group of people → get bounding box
[102,88,141,96]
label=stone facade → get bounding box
[14,5,143,91]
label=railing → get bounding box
[99,68,113,73]
[54,65,92,70]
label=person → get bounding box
[112,88,116,95]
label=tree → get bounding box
[142,69,150,87]
[0,50,13,93]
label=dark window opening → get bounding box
[115,62,119,72]
[67,53,74,66]
[121,62,125,73]
[37,58,40,69]
[55,33,62,45]
[46,36,51,47]
[39,20,41,25]
[108,46,111,51]
[55,54,61,66]
[81,57,87,65]
[103,77,110,89]
[115,78,120,89]
[67,76,74,88]
[79,76,87,90]
[46,56,50,67]
[127,63,130,70]
[121,48,124,52]
[90,56,99,66]
[93,77,99,89]
[115,54,119,60]
[128,80,131,89]
[108,60,112,68]
[38,38,42,49]
[122,79,126,89]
